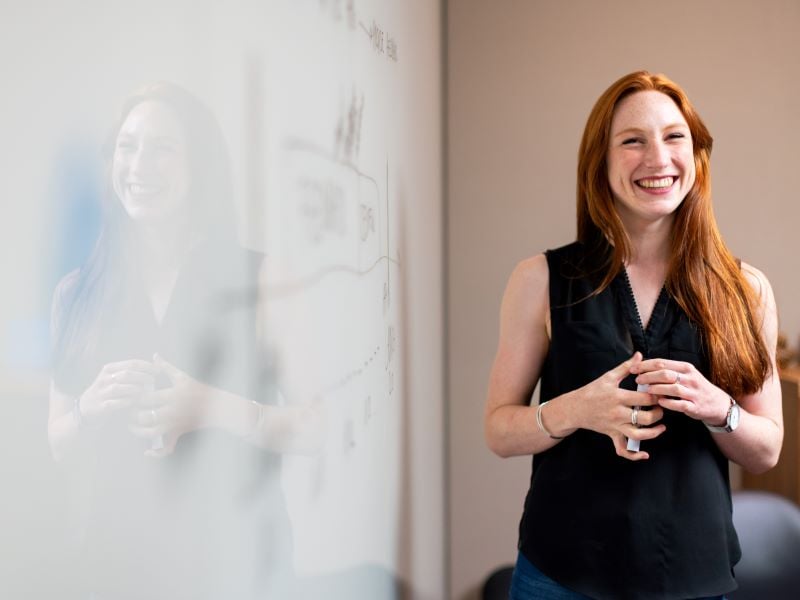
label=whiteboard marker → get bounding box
[627,383,649,452]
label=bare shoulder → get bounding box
[507,253,549,296]
[739,261,775,306]
[500,254,549,335]
[739,261,778,344]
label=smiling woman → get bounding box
[47,82,316,599]
[112,101,191,224]
[485,71,782,600]
[607,91,696,226]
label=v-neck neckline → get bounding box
[619,268,668,355]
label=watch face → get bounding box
[728,403,740,431]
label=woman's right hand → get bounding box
[78,360,157,426]
[574,352,666,460]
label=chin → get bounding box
[122,196,181,223]
[123,206,172,226]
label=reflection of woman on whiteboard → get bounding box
[48,82,318,599]
[485,72,782,599]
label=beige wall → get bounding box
[447,1,800,598]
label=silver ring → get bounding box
[150,409,157,426]
[631,406,639,426]
[675,372,682,386]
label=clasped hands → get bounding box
[579,351,732,461]
[78,354,211,458]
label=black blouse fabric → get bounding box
[518,242,740,600]
[53,241,291,600]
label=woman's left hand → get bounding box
[630,358,730,426]
[129,354,212,457]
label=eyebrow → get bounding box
[612,123,689,138]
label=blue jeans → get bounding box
[508,552,727,600]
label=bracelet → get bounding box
[244,400,266,442]
[536,400,565,440]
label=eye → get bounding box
[622,137,642,145]
[666,132,686,140]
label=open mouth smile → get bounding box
[635,176,676,190]
[127,183,165,195]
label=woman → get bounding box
[49,82,316,599]
[485,71,782,599]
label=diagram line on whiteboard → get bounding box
[386,156,390,310]
[264,254,401,298]
[283,137,380,192]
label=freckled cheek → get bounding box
[682,159,696,189]
[111,162,126,198]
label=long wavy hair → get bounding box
[576,71,769,397]
[52,82,236,381]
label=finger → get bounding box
[153,354,187,383]
[610,352,643,382]
[631,358,689,375]
[134,407,162,427]
[103,381,148,396]
[633,406,665,427]
[634,369,684,386]
[612,350,642,381]
[658,397,696,416]
[100,398,133,412]
[624,423,667,440]
[135,389,172,409]
[647,383,691,400]
[144,433,177,458]
[128,422,169,438]
[612,434,649,461]
[106,370,156,387]
[618,389,661,407]
[104,360,157,376]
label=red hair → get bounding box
[577,71,769,397]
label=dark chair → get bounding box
[481,491,800,600]
[482,564,514,600]
[730,490,800,600]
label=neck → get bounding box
[621,216,673,269]
[133,220,198,272]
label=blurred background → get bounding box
[2,1,799,599]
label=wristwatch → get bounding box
[705,397,740,433]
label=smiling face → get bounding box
[112,101,190,226]
[606,90,695,228]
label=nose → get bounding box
[643,139,670,169]
[129,144,157,175]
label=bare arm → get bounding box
[48,360,158,461]
[48,380,83,462]
[48,273,151,461]
[485,255,662,460]
[717,264,782,471]
[634,263,783,473]
[129,354,323,457]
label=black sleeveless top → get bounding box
[518,242,740,600]
[53,241,291,599]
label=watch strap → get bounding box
[704,397,736,433]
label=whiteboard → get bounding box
[1,1,444,598]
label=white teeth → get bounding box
[129,183,162,194]
[637,177,674,189]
